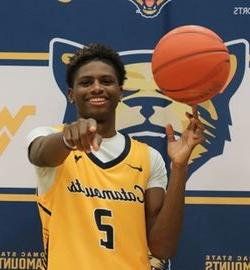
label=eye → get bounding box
[101,78,114,85]
[103,80,112,85]
[79,80,92,87]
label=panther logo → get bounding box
[129,0,171,18]
[50,37,246,187]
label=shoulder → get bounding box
[147,145,168,190]
[129,136,150,149]
[147,145,166,172]
[128,137,167,187]
[129,137,162,159]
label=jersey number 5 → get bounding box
[94,209,114,249]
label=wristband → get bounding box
[62,135,77,150]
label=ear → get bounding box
[119,86,123,101]
[68,88,75,104]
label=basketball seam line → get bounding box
[153,50,229,74]
[161,59,230,93]
[161,30,223,43]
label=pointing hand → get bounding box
[63,118,102,152]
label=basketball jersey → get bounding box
[37,135,152,270]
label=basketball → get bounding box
[151,25,230,105]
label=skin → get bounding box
[29,60,204,259]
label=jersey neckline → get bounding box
[86,134,131,169]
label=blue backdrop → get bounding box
[1,1,250,269]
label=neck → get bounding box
[97,122,117,138]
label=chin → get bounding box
[81,111,110,121]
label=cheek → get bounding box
[74,89,86,100]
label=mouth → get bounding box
[87,97,109,106]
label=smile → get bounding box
[88,97,108,106]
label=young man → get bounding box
[27,44,204,270]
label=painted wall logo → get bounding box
[0,106,36,155]
[129,0,171,18]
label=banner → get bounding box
[1,1,250,269]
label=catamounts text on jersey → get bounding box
[67,179,144,203]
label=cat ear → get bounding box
[49,38,85,98]
[217,40,246,97]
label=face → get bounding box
[69,60,122,122]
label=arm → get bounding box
[28,118,102,167]
[28,132,71,167]
[146,165,187,259]
[146,111,204,259]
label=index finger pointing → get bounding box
[87,118,97,133]
[92,133,102,151]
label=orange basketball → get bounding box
[151,25,230,105]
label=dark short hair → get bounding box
[66,43,127,88]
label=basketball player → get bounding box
[27,44,204,270]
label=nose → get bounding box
[91,80,104,93]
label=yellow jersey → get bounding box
[37,134,152,270]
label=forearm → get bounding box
[29,132,71,167]
[148,164,187,259]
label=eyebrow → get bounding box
[77,74,115,80]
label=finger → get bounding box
[191,105,198,119]
[91,133,102,151]
[193,134,205,146]
[186,115,205,133]
[187,117,197,131]
[185,106,198,120]
[86,118,98,152]
[165,124,175,142]
[63,124,71,141]
[87,118,97,133]
[70,123,82,149]
[63,123,77,148]
[194,125,203,137]
[196,120,205,131]
[84,118,98,152]
[63,124,75,149]
[78,119,90,151]
[190,116,205,131]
